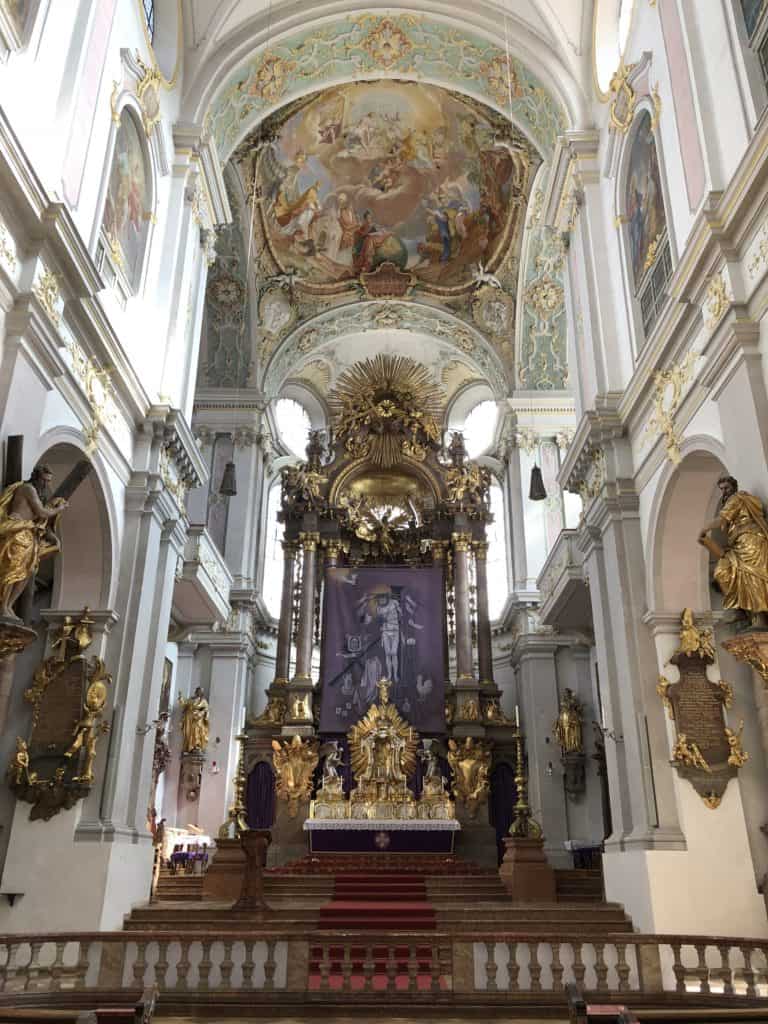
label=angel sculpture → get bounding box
[320,739,345,783]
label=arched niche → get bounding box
[648,443,729,613]
[35,443,114,611]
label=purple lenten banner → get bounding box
[320,566,446,734]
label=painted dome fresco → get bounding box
[241,81,539,293]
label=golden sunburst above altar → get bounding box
[329,354,444,468]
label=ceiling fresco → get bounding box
[252,81,530,292]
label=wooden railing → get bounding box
[0,931,766,1008]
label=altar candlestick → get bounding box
[515,704,520,728]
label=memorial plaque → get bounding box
[668,656,730,768]
[659,611,743,809]
[30,659,86,756]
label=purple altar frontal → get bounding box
[304,818,460,854]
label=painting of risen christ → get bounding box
[320,566,445,734]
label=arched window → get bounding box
[262,482,283,619]
[142,0,155,40]
[275,398,311,458]
[462,400,498,458]
[487,480,508,620]
[625,110,670,337]
[99,108,152,294]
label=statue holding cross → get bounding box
[0,464,68,621]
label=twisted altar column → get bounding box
[474,540,495,688]
[273,540,298,687]
[452,532,475,684]
[292,532,318,685]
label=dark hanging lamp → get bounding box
[219,461,237,497]
[529,464,547,501]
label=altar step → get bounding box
[555,868,604,902]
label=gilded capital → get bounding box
[299,531,320,552]
[474,540,489,561]
[451,532,473,553]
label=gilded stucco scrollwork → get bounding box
[644,350,699,465]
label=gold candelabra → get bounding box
[218,733,249,839]
[509,726,542,839]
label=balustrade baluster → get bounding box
[385,945,397,992]
[550,942,564,992]
[484,940,497,991]
[429,944,440,993]
[406,943,418,994]
[198,940,212,990]
[342,944,353,993]
[264,938,277,991]
[220,940,234,990]
[154,940,169,990]
[572,942,585,987]
[615,942,630,993]
[241,942,255,989]
[319,943,331,991]
[741,945,756,997]
[694,942,709,994]
[716,943,734,995]
[593,942,608,993]
[24,940,42,992]
[670,942,685,994]
[75,941,91,990]
[132,941,147,989]
[528,941,542,992]
[506,942,520,992]
[175,941,190,991]
[49,941,66,993]
[4,943,17,992]
[362,944,374,992]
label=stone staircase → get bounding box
[138,854,631,937]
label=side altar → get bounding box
[304,680,459,853]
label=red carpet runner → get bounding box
[311,870,440,991]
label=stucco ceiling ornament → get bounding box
[258,286,296,337]
[359,16,414,69]
[472,285,515,339]
[267,301,506,397]
[208,15,567,162]
[32,267,62,328]
[134,55,162,138]
[704,271,731,329]
[608,57,637,134]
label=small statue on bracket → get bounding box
[179,687,210,753]
[553,688,584,755]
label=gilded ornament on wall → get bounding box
[644,349,698,464]
[7,610,113,820]
[657,609,746,809]
[271,734,319,816]
[447,736,492,818]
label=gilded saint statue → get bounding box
[64,679,110,784]
[0,464,68,621]
[553,688,584,755]
[178,686,210,753]
[699,475,768,619]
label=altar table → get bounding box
[304,818,460,854]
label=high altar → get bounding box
[236,355,519,865]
